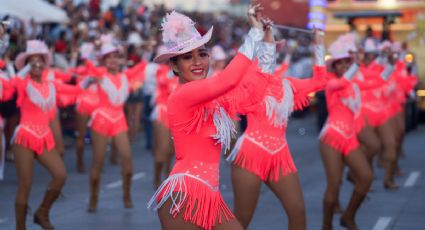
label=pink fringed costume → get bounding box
[69,61,100,116]
[150,65,178,128]
[227,43,328,181]
[320,74,363,156]
[356,62,391,127]
[41,69,76,108]
[148,54,268,229]
[148,25,268,230]
[321,63,386,156]
[88,61,146,137]
[382,60,417,120]
[9,71,82,155]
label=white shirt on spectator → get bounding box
[142,62,158,96]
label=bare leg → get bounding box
[213,217,244,230]
[320,142,344,230]
[112,131,133,208]
[158,198,243,230]
[75,112,89,173]
[132,102,143,141]
[394,111,406,176]
[36,149,67,191]
[231,165,262,229]
[13,145,35,205]
[126,102,143,142]
[50,113,64,157]
[266,172,306,230]
[33,148,67,229]
[158,199,204,230]
[377,122,398,189]
[341,149,373,229]
[153,121,172,188]
[110,140,119,165]
[88,130,108,212]
[13,144,35,230]
[357,124,381,169]
[125,103,135,142]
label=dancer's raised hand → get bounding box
[248,3,264,30]
[313,28,325,46]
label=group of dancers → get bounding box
[0,3,417,230]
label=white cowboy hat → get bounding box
[362,38,379,54]
[154,11,213,63]
[98,43,120,57]
[327,33,357,68]
[96,34,123,58]
[15,40,51,70]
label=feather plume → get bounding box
[329,33,356,59]
[161,11,197,47]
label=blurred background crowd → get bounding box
[0,0,425,156]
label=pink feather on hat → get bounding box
[363,38,378,53]
[153,11,213,63]
[328,33,356,61]
[97,34,122,57]
[161,11,199,50]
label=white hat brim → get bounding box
[326,54,351,69]
[154,26,213,64]
[15,52,51,70]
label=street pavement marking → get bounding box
[404,171,421,187]
[0,218,8,224]
[106,172,146,189]
[372,217,392,230]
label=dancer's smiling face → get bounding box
[333,57,352,77]
[103,51,122,74]
[171,46,210,83]
[27,54,46,79]
[364,52,378,66]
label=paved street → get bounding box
[1,114,424,230]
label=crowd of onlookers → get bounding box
[0,0,320,153]
[1,0,320,74]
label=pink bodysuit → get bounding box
[88,61,146,137]
[357,62,390,127]
[148,53,270,230]
[320,75,362,156]
[150,65,178,128]
[383,60,417,119]
[9,70,82,154]
[228,66,327,181]
[69,62,100,116]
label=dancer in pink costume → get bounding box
[86,39,146,213]
[148,5,273,229]
[227,28,327,229]
[11,40,88,230]
[319,34,373,230]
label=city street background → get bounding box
[1,114,424,230]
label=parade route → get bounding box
[1,114,424,230]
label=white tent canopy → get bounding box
[0,0,69,23]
